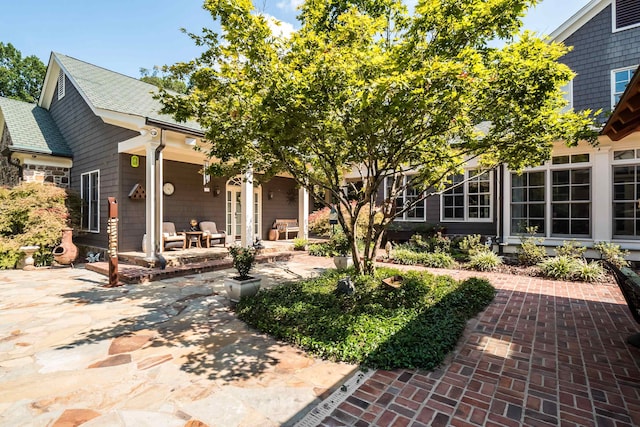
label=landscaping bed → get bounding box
[236,267,495,370]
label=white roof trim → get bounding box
[550,0,610,42]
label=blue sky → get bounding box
[1,0,591,78]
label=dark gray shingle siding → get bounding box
[49,78,138,249]
[562,4,640,116]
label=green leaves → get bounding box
[0,42,46,103]
[159,0,599,275]
[237,268,495,369]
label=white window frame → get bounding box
[440,169,493,223]
[508,154,592,238]
[613,0,640,32]
[384,175,426,222]
[81,170,100,233]
[611,66,637,109]
[57,70,65,100]
[611,149,640,238]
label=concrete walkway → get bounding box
[0,256,354,427]
[2,257,640,426]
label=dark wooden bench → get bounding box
[605,261,640,348]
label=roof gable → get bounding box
[0,97,72,157]
[550,0,611,42]
[39,52,201,134]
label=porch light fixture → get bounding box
[213,185,221,197]
[185,137,197,146]
[268,190,274,200]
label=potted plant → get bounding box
[224,246,261,303]
[332,232,353,270]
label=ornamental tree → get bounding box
[159,0,598,276]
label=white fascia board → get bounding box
[550,0,610,42]
[15,152,73,168]
[97,108,146,130]
[38,53,61,109]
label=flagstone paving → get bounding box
[0,257,354,427]
[2,256,640,426]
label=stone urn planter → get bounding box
[53,228,78,265]
[224,276,262,303]
[224,246,261,303]
[333,255,353,271]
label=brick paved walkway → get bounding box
[318,269,640,426]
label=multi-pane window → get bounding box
[81,170,99,232]
[511,171,546,234]
[613,165,640,237]
[551,168,591,235]
[442,174,464,220]
[612,149,640,238]
[385,175,426,221]
[442,170,492,221]
[612,66,636,108]
[511,154,591,237]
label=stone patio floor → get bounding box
[1,255,639,426]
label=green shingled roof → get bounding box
[54,53,202,133]
[0,97,72,157]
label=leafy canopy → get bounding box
[139,66,188,94]
[0,42,46,103]
[159,0,599,275]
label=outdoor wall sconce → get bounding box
[268,190,274,200]
[213,186,221,197]
[185,137,197,146]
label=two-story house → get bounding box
[380,0,640,260]
[496,0,640,259]
[0,52,309,258]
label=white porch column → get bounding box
[592,147,612,242]
[144,140,163,258]
[241,167,255,247]
[298,186,309,239]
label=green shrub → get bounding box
[429,232,451,253]
[468,251,502,271]
[308,204,383,239]
[308,207,332,237]
[555,240,586,258]
[0,239,22,269]
[594,241,629,268]
[293,238,308,250]
[236,267,495,369]
[574,260,605,283]
[308,242,334,257]
[538,256,606,282]
[459,234,489,256]
[228,246,256,279]
[407,232,451,253]
[408,233,431,252]
[0,182,79,269]
[517,226,546,266]
[538,256,580,280]
[393,248,455,268]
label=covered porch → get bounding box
[116,119,309,257]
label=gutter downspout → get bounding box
[497,164,505,255]
[153,130,166,266]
